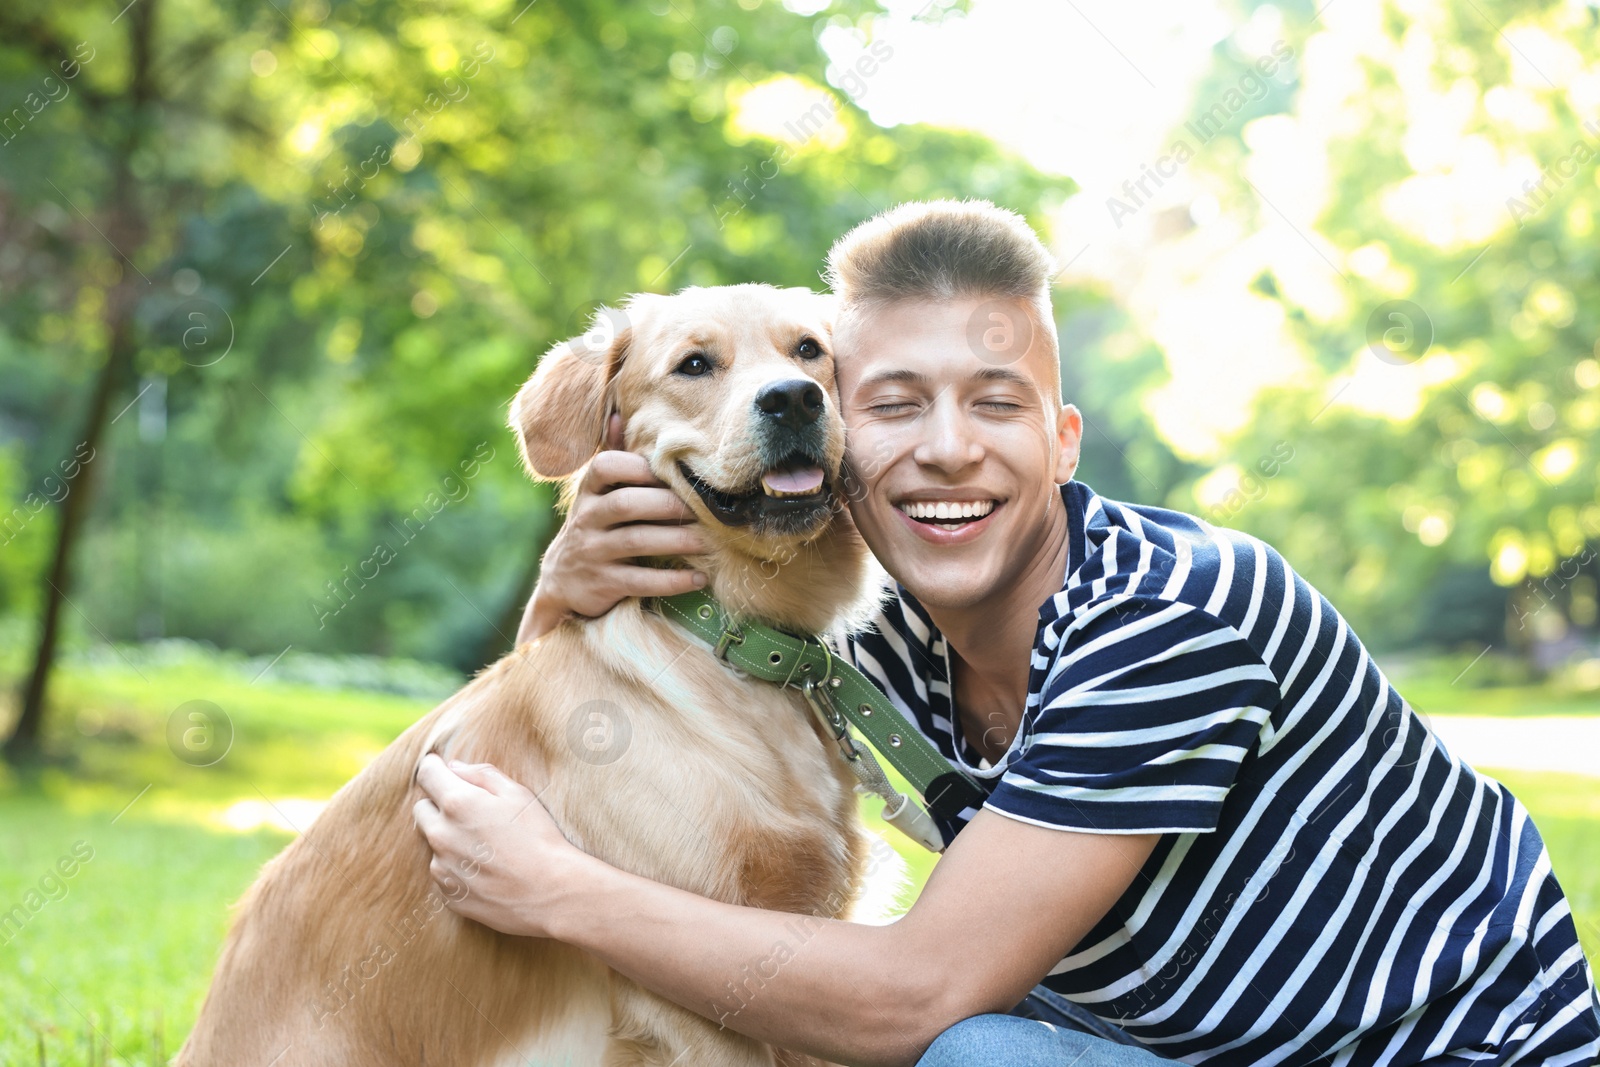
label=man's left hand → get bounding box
[413,752,580,938]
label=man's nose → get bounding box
[914,395,984,473]
[754,379,825,431]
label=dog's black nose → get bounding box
[755,379,824,430]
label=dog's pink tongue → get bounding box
[761,466,825,496]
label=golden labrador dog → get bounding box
[178,284,877,1066]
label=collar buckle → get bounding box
[800,675,860,762]
[712,621,745,660]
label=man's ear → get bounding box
[1054,402,1083,483]
[509,308,631,480]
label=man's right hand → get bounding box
[517,415,709,644]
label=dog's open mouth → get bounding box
[680,455,833,528]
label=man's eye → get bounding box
[981,400,1022,411]
[870,402,914,415]
[796,337,823,360]
[675,353,711,376]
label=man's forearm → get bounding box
[548,852,947,1067]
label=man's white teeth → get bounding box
[897,500,996,521]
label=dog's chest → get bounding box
[541,615,863,912]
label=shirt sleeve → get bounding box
[985,595,1280,835]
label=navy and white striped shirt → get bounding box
[843,480,1600,1066]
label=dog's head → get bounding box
[512,285,868,623]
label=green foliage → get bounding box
[1,797,289,1065]
[1179,0,1600,653]
[1057,285,1205,505]
[0,445,52,617]
[0,0,1068,675]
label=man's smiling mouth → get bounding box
[896,498,998,532]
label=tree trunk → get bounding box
[3,0,157,761]
[3,320,136,758]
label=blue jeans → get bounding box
[915,985,1169,1067]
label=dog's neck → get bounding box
[686,517,873,637]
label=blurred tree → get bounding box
[1056,285,1204,506]
[1,0,186,757]
[1179,0,1600,657]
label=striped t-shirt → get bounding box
[842,479,1600,1066]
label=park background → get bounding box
[2,0,1598,1060]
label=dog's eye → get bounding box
[796,337,823,360]
[675,353,711,377]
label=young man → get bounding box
[414,201,1600,1066]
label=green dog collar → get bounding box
[652,589,988,849]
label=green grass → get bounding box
[1,798,289,1064]
[0,650,1595,1064]
[1379,649,1600,718]
[0,653,428,1064]
[0,651,937,1064]
[1479,768,1600,959]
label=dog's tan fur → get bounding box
[178,284,875,1067]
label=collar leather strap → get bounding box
[652,590,989,828]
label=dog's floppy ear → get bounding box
[509,307,631,480]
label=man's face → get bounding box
[835,296,1082,612]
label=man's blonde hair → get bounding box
[824,199,1061,397]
